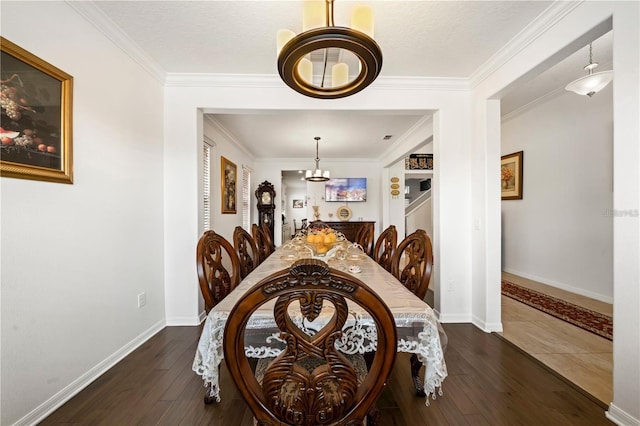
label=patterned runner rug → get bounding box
[501,280,613,341]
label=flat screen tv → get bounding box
[325,178,367,202]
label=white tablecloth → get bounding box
[192,248,448,405]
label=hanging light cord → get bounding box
[314,137,321,170]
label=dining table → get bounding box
[192,243,448,406]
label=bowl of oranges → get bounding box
[305,227,342,256]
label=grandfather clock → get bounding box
[255,180,276,241]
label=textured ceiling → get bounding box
[88,1,612,160]
[93,1,551,77]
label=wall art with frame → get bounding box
[0,37,73,184]
[501,151,523,200]
[221,156,237,214]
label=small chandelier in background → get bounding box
[305,137,330,182]
[277,0,383,99]
[565,43,613,97]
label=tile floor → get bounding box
[498,272,613,406]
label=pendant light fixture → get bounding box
[565,43,613,97]
[305,137,330,182]
[277,0,383,99]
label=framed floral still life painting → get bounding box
[221,156,237,214]
[501,151,523,200]
[1,37,73,184]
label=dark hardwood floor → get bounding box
[40,324,612,425]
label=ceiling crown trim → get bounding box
[166,73,469,91]
[203,115,256,160]
[67,1,166,83]
[469,1,583,89]
[501,59,613,123]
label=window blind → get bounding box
[242,165,252,230]
[203,143,211,230]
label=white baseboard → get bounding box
[502,268,614,304]
[198,310,207,324]
[606,403,640,426]
[13,319,166,426]
[438,312,472,323]
[472,314,503,333]
[165,316,201,326]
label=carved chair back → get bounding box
[196,230,241,313]
[252,224,274,264]
[261,221,275,251]
[373,225,397,272]
[309,220,330,229]
[224,259,397,426]
[354,222,375,257]
[233,226,260,280]
[390,229,433,300]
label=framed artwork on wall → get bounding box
[293,199,303,208]
[221,156,237,214]
[0,37,74,183]
[501,151,523,200]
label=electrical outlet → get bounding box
[447,279,455,293]
[137,292,146,308]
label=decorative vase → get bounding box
[312,205,320,220]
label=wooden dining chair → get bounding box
[261,221,275,252]
[196,230,241,314]
[373,225,397,272]
[309,219,330,229]
[252,223,274,264]
[391,229,433,300]
[223,258,397,426]
[390,228,433,397]
[232,226,259,280]
[355,222,375,256]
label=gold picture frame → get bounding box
[221,156,237,214]
[501,151,523,200]
[1,37,73,184]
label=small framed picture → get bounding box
[1,37,73,183]
[221,156,237,214]
[293,199,303,208]
[501,151,523,200]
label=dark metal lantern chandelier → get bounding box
[277,0,383,99]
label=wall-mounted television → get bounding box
[325,178,367,202]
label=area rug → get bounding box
[501,280,613,341]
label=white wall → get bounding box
[165,85,472,333]
[202,117,255,244]
[501,86,613,302]
[1,2,166,424]
[286,187,308,231]
[471,2,639,422]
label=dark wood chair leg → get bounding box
[367,407,381,425]
[410,354,426,397]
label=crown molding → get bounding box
[377,114,434,164]
[66,1,166,83]
[469,1,584,89]
[502,59,613,122]
[166,73,470,91]
[501,86,567,123]
[203,115,256,160]
[166,74,283,88]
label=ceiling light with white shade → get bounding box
[305,137,330,182]
[277,0,383,99]
[565,43,613,97]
